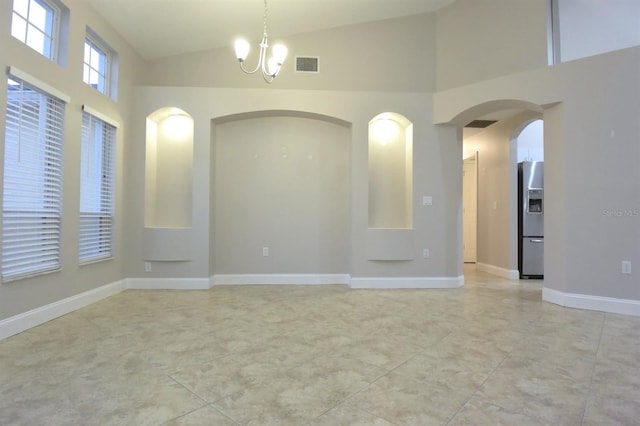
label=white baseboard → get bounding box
[349,276,464,289]
[476,262,520,280]
[543,287,640,317]
[5,275,639,342]
[212,274,351,286]
[0,280,125,341]
[125,278,211,290]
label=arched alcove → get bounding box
[210,110,351,277]
[144,107,194,261]
[368,112,413,229]
[145,107,194,227]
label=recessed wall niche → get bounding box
[144,107,194,261]
[368,112,413,229]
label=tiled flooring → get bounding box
[2,265,640,425]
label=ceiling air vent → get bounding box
[465,120,497,128]
[296,56,319,73]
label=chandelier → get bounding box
[234,0,288,83]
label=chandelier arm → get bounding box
[238,34,268,74]
[262,73,275,84]
[234,0,284,84]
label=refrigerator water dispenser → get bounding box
[527,189,543,213]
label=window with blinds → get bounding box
[2,77,65,281]
[79,111,115,263]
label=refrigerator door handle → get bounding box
[529,239,544,243]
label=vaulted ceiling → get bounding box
[84,0,456,59]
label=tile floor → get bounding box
[1,265,639,425]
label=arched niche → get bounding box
[368,112,413,229]
[143,107,194,262]
[211,110,352,275]
[145,107,194,228]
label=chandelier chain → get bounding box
[263,0,268,36]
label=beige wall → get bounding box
[0,0,144,320]
[126,88,463,281]
[143,12,437,92]
[213,115,351,274]
[435,0,549,90]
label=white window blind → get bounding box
[79,111,115,263]
[2,77,65,281]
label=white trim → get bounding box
[212,274,350,286]
[0,280,124,341]
[125,278,211,290]
[543,287,640,317]
[82,105,120,128]
[476,262,520,280]
[349,276,464,289]
[8,66,71,103]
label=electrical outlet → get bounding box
[423,249,430,258]
[262,247,269,257]
[144,262,151,272]
[622,261,632,274]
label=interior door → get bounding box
[463,155,477,263]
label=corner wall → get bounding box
[434,46,640,314]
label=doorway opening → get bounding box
[460,107,543,281]
[463,153,477,263]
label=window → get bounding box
[11,0,59,60]
[549,0,640,63]
[83,29,117,98]
[79,111,116,263]
[2,77,65,281]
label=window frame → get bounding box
[83,28,118,99]
[11,0,62,62]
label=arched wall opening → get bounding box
[210,110,352,277]
[456,100,545,280]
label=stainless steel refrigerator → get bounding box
[518,161,544,278]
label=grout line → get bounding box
[579,312,606,425]
[443,352,510,425]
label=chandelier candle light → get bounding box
[234,0,288,83]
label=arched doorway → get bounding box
[457,101,544,280]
